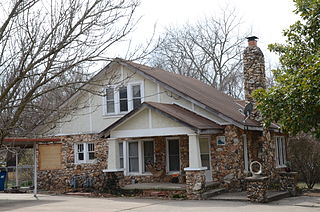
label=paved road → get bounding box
[0,193,320,212]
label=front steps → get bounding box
[201,182,226,199]
[201,182,291,202]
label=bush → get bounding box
[288,134,320,189]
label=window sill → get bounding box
[74,160,97,165]
[102,114,124,119]
[125,172,153,176]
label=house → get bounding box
[35,37,288,199]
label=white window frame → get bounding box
[103,81,144,116]
[166,137,180,174]
[275,136,287,168]
[105,87,116,115]
[123,139,154,175]
[74,143,96,164]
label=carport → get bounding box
[1,137,61,197]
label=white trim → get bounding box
[88,93,93,132]
[74,143,97,164]
[184,167,207,171]
[148,109,152,129]
[275,136,287,168]
[157,83,161,102]
[111,127,194,138]
[102,168,124,173]
[243,134,249,171]
[125,139,155,176]
[103,81,144,116]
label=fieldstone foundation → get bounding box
[185,170,205,200]
[246,176,269,203]
[279,172,298,196]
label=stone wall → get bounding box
[210,125,245,189]
[37,134,108,192]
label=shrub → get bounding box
[288,134,320,189]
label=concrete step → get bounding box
[204,182,221,191]
[202,188,226,199]
[266,191,290,202]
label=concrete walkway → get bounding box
[0,193,320,212]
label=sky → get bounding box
[126,0,299,67]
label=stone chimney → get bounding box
[243,36,266,102]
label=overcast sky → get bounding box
[125,0,299,67]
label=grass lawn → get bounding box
[297,182,320,190]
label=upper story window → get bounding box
[75,143,96,164]
[104,82,143,116]
[132,85,142,109]
[106,88,115,114]
[119,86,128,112]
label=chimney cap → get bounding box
[246,36,259,41]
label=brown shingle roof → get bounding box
[118,59,262,127]
[146,102,223,130]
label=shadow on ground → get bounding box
[0,197,64,211]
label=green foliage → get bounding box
[253,0,320,138]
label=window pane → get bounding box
[78,144,84,152]
[119,87,127,98]
[88,143,94,151]
[89,152,95,160]
[119,143,124,169]
[200,138,209,153]
[106,88,114,100]
[129,142,139,172]
[201,154,210,169]
[129,158,139,172]
[129,142,138,157]
[168,139,180,171]
[132,85,141,97]
[144,141,154,171]
[169,155,180,171]
[120,100,128,112]
[78,153,84,161]
[107,101,115,113]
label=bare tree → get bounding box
[288,133,320,189]
[0,0,140,145]
[149,7,248,98]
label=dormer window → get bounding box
[103,82,143,116]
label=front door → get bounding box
[200,137,212,182]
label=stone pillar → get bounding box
[185,169,206,200]
[184,134,207,199]
[279,172,298,196]
[246,176,269,203]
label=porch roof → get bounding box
[100,102,224,137]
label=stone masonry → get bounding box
[243,37,266,102]
[246,176,269,203]
[185,170,206,200]
[37,134,108,193]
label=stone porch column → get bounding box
[184,134,206,200]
